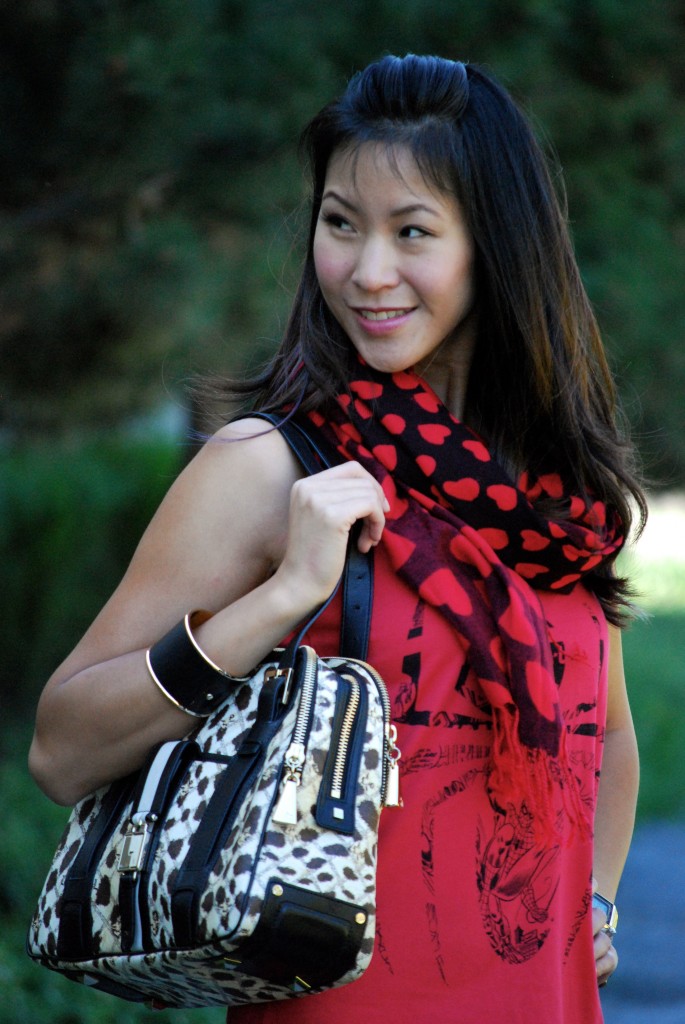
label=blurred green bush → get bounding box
[622,613,685,820]
[0,435,219,1021]
[0,435,185,723]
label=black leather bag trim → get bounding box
[229,877,366,989]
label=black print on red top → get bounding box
[395,597,492,733]
[402,744,492,776]
[476,805,560,965]
[414,610,606,976]
[396,651,431,726]
[421,766,485,982]
[549,629,567,687]
[394,597,431,725]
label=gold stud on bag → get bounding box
[26,416,401,1009]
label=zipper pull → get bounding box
[272,777,299,825]
[272,742,306,825]
[384,724,403,808]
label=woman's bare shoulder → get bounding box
[127,418,303,601]
[200,416,303,494]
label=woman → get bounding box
[30,55,643,1023]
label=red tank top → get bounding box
[229,541,608,1024]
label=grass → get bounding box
[622,612,685,820]
[619,492,685,820]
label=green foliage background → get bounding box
[1,0,684,475]
[1,2,684,1021]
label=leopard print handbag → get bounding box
[26,416,402,1009]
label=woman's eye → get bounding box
[321,212,354,232]
[400,225,429,239]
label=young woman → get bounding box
[30,55,643,1023]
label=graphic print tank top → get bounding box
[229,540,608,1024]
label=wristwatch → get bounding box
[592,892,618,938]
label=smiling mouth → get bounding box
[357,308,413,321]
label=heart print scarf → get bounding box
[305,364,624,841]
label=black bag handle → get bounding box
[244,412,374,662]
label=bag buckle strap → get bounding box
[118,813,158,876]
[265,665,294,704]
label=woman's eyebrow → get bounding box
[321,190,357,210]
[321,190,441,218]
[390,202,441,218]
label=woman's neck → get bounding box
[416,315,477,420]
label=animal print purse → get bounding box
[27,416,402,1009]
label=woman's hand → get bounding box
[591,878,618,988]
[275,460,389,608]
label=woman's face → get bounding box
[313,142,475,382]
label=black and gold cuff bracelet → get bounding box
[146,611,248,718]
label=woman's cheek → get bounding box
[314,238,351,287]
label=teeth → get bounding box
[359,309,408,321]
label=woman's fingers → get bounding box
[293,462,388,532]
[278,461,388,603]
[291,477,387,545]
[591,881,618,987]
[594,930,618,986]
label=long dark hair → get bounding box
[227,53,646,622]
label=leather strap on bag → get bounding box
[248,412,374,662]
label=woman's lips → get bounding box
[353,307,415,334]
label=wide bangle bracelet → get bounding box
[146,611,249,718]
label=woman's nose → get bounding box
[351,237,400,292]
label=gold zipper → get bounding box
[273,651,402,823]
[272,647,318,826]
[329,676,361,800]
[337,658,402,808]
[384,723,402,807]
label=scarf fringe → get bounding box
[487,708,593,846]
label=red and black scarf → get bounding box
[306,363,624,840]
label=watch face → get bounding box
[592,893,612,915]
[592,893,618,931]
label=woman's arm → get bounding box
[592,623,640,983]
[29,420,388,806]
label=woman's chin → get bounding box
[348,342,416,377]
